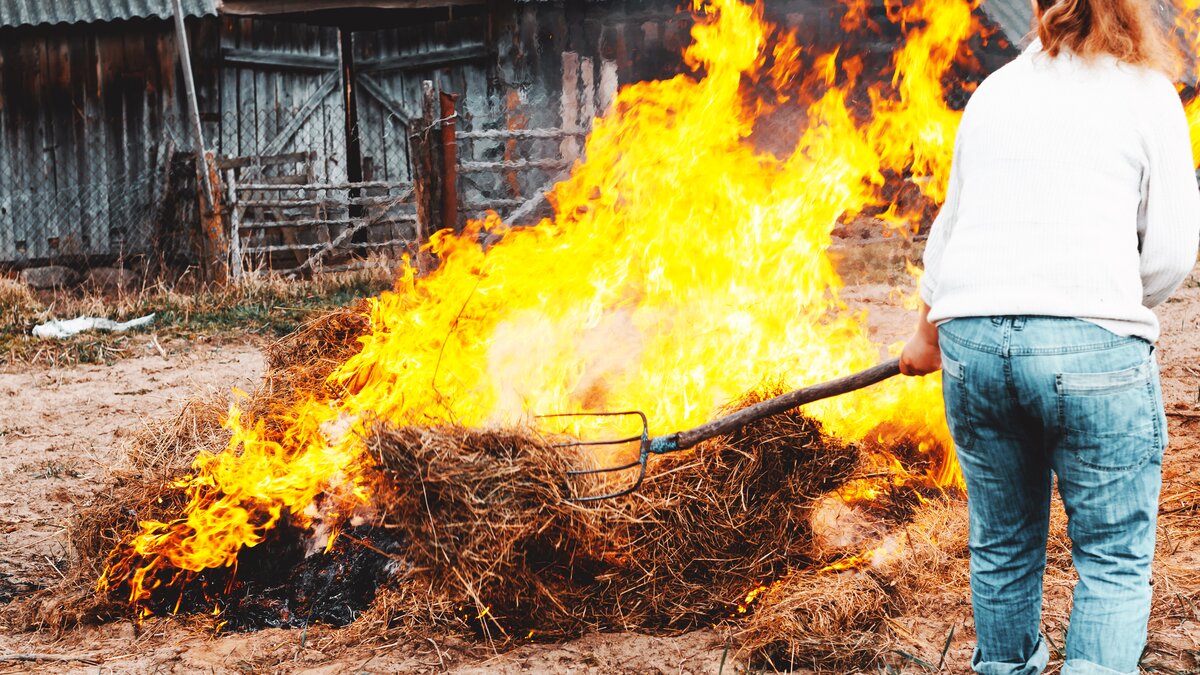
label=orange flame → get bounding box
[1176,0,1200,166]
[99,0,1085,610]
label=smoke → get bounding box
[486,307,649,422]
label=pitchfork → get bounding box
[540,357,902,502]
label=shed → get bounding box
[0,0,1024,273]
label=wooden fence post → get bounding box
[200,150,228,283]
[411,80,442,245]
[579,56,596,131]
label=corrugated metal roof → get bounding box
[0,0,218,28]
[980,0,1034,44]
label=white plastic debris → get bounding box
[31,314,156,339]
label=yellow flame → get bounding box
[1188,97,1200,166]
[1177,0,1200,166]
[115,0,1200,610]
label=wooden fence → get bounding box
[214,51,616,281]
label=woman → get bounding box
[900,0,1200,673]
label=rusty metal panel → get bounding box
[0,0,217,29]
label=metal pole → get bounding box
[171,0,214,214]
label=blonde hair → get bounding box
[1036,0,1175,74]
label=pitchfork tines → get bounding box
[540,357,904,502]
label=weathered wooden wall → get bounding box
[0,0,1018,268]
[0,19,202,264]
[352,12,491,184]
[212,16,347,182]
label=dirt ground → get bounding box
[1,262,1198,674]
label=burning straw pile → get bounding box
[11,303,967,671]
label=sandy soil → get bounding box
[0,338,265,592]
[1,268,1198,674]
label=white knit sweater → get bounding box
[921,40,1200,342]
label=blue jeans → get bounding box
[939,317,1166,675]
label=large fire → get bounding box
[101,0,1200,614]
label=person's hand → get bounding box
[899,302,942,376]
[900,332,941,376]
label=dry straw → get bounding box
[12,303,976,670]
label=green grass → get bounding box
[0,267,395,368]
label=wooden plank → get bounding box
[88,31,111,255]
[254,20,278,166]
[51,34,85,255]
[12,37,36,259]
[240,216,417,231]
[243,238,407,255]
[214,150,315,169]
[236,18,258,155]
[559,51,579,164]
[123,25,148,182]
[218,16,238,157]
[319,70,342,183]
[357,44,488,75]
[222,47,339,72]
[236,180,412,191]
[72,31,101,255]
[238,195,412,207]
[457,128,584,140]
[459,158,572,173]
[0,39,12,260]
[598,59,618,116]
[35,35,62,259]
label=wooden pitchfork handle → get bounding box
[647,356,903,455]
[560,357,903,502]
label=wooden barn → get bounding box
[0,0,1026,275]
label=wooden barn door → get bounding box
[349,15,491,184]
[216,16,347,183]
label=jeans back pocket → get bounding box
[940,352,975,450]
[1055,358,1159,472]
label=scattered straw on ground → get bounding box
[10,303,965,671]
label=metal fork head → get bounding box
[536,410,651,502]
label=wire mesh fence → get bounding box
[0,127,192,272]
[0,70,588,279]
[0,106,353,276]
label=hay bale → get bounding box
[11,398,223,631]
[361,394,862,639]
[263,303,370,388]
[10,306,372,631]
[586,394,861,630]
[366,425,597,638]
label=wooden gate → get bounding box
[222,156,417,278]
[215,16,407,278]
